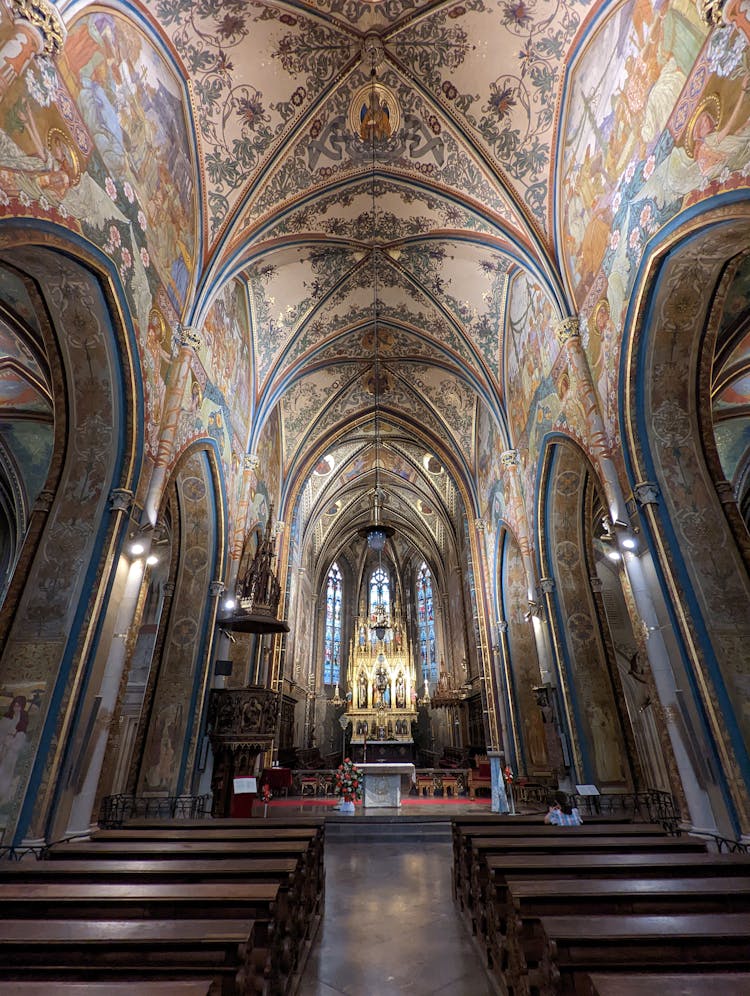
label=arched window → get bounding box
[416,561,437,683]
[323,562,342,685]
[369,566,390,619]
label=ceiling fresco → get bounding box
[136,0,599,572]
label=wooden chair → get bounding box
[469,756,492,799]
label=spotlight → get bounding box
[621,537,637,550]
[129,540,145,556]
[223,597,236,611]
[146,554,159,566]
[607,550,621,561]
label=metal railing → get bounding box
[98,793,211,828]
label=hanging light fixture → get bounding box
[359,54,394,554]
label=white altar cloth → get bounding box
[359,762,416,808]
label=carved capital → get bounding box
[175,324,202,350]
[273,520,285,538]
[497,619,508,634]
[163,581,176,597]
[245,453,260,472]
[108,487,134,512]
[500,448,519,469]
[633,481,660,507]
[555,316,581,346]
[589,576,603,593]
[474,518,486,532]
[540,577,556,594]
[11,0,65,56]
[32,489,55,513]
[209,580,225,598]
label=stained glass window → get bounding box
[416,562,437,683]
[369,566,390,623]
[324,563,342,685]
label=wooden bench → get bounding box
[0,983,217,995]
[527,913,750,995]
[0,918,255,994]
[456,830,704,917]
[0,881,296,991]
[582,972,750,995]
[493,877,750,984]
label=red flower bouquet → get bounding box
[334,757,363,803]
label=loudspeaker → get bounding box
[215,659,233,676]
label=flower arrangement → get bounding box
[334,757,363,802]
[261,783,273,803]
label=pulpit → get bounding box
[360,762,416,808]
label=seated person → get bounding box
[544,790,583,826]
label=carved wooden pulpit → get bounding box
[207,685,279,817]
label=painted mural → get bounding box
[505,270,562,506]
[201,279,253,447]
[61,11,197,314]
[253,405,282,530]
[560,1,750,438]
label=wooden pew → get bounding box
[472,851,750,986]
[45,839,324,903]
[0,983,217,996]
[461,834,706,921]
[493,876,750,984]
[0,881,295,993]
[451,823,669,905]
[526,913,750,995]
[0,918,255,995]
[583,972,750,995]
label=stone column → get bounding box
[500,449,536,599]
[555,318,627,524]
[144,325,201,524]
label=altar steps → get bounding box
[325,816,451,843]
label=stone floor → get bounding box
[298,839,496,996]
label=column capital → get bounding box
[108,487,134,512]
[245,453,260,471]
[633,481,660,507]
[32,489,55,513]
[474,518,486,532]
[500,448,519,469]
[175,323,202,350]
[11,0,65,56]
[163,581,176,597]
[554,316,581,346]
[540,577,556,594]
[589,576,603,593]
[209,580,225,597]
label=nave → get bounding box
[299,831,494,996]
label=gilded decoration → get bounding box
[11,0,65,56]
[348,81,401,143]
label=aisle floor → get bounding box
[298,841,495,996]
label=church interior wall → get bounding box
[0,0,748,844]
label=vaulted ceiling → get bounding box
[146,0,588,569]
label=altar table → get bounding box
[359,763,416,808]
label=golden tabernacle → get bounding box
[345,595,418,753]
